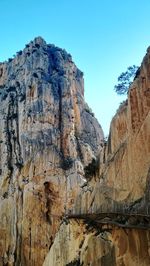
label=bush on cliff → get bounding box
[114,65,139,95]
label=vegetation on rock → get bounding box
[114,65,139,95]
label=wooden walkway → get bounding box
[66,212,150,230]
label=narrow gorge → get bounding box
[0,37,149,266]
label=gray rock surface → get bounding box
[0,37,104,265]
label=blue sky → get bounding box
[1,0,150,135]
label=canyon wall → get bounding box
[0,37,149,266]
[43,46,150,266]
[0,37,103,266]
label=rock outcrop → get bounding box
[0,37,150,266]
[43,47,150,266]
[0,37,103,266]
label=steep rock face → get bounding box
[44,48,150,265]
[0,37,150,266]
[44,221,150,266]
[71,47,150,216]
[0,37,103,266]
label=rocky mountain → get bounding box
[0,37,103,266]
[0,37,149,266]
[43,45,150,266]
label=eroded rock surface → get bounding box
[0,37,103,266]
[0,37,150,266]
[72,47,150,217]
[44,221,150,266]
[44,46,150,265]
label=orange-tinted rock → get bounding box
[44,47,150,265]
[0,37,103,265]
[0,37,150,266]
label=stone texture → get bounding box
[0,37,150,266]
[0,37,103,266]
[43,220,116,266]
[43,47,150,265]
[44,221,150,266]
[71,47,150,216]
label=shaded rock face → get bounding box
[73,51,150,216]
[44,48,150,265]
[0,37,103,266]
[0,37,150,266]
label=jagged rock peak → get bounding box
[23,36,47,49]
[0,37,104,265]
[32,36,47,45]
[0,35,103,164]
[5,36,74,66]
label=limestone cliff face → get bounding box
[43,48,150,266]
[72,50,150,216]
[0,37,150,266]
[0,37,103,266]
[44,221,150,266]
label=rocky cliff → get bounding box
[43,47,150,266]
[0,37,149,266]
[0,37,103,266]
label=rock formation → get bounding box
[0,37,149,266]
[0,37,103,266]
[43,46,150,266]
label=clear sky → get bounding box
[1,0,150,135]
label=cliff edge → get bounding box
[0,37,149,266]
[44,46,150,266]
[0,37,103,265]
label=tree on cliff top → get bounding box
[114,65,139,95]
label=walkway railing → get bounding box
[65,212,150,230]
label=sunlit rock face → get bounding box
[44,221,150,266]
[0,37,150,266]
[43,48,150,266]
[0,37,103,265]
[72,48,150,216]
